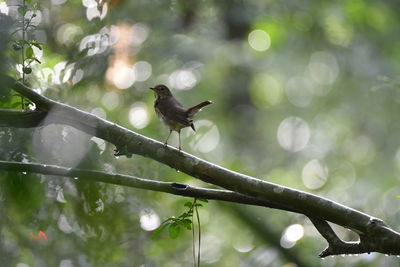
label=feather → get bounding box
[186,100,212,117]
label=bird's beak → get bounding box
[149,87,154,90]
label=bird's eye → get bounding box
[161,87,164,90]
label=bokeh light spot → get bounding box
[32,123,91,167]
[131,23,150,46]
[250,74,283,108]
[188,120,220,153]
[306,51,339,90]
[285,76,313,107]
[302,159,329,190]
[169,69,198,90]
[58,214,73,234]
[343,135,375,165]
[85,0,108,21]
[101,91,120,110]
[113,65,136,89]
[280,224,304,248]
[0,2,9,15]
[324,13,353,47]
[72,69,84,85]
[56,23,83,45]
[140,210,160,231]
[133,61,152,82]
[129,102,149,129]
[248,29,271,51]
[277,117,310,152]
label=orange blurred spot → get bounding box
[38,231,48,241]
[29,231,48,243]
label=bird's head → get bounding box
[149,84,172,99]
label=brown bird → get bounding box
[150,84,212,151]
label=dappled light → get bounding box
[285,76,314,107]
[105,23,150,89]
[248,29,271,52]
[129,102,149,129]
[277,117,311,152]
[249,74,283,108]
[32,124,91,167]
[1,0,400,265]
[307,51,339,88]
[0,2,9,15]
[302,159,329,190]
[83,0,108,21]
[187,119,220,153]
[140,210,161,231]
[280,224,305,249]
[168,68,198,91]
[101,91,120,110]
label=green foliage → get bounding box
[152,199,205,240]
[1,0,400,266]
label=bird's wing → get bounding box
[156,97,191,126]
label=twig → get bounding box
[0,160,291,210]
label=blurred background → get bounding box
[1,0,400,266]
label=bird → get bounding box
[150,84,212,151]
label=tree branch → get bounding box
[0,160,296,211]
[0,109,47,127]
[1,75,400,257]
[308,217,389,257]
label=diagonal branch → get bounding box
[0,109,47,127]
[0,160,295,211]
[1,75,400,257]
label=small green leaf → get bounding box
[168,223,181,239]
[30,41,43,50]
[198,199,208,203]
[184,202,193,208]
[151,223,168,240]
[180,219,193,230]
[25,47,34,59]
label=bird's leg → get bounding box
[178,130,181,151]
[164,129,172,146]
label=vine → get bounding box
[11,0,42,109]
[152,198,207,267]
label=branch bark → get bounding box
[1,75,400,257]
[0,160,293,211]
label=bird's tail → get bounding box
[186,100,212,117]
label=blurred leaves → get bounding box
[1,0,400,266]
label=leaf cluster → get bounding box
[152,199,207,240]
